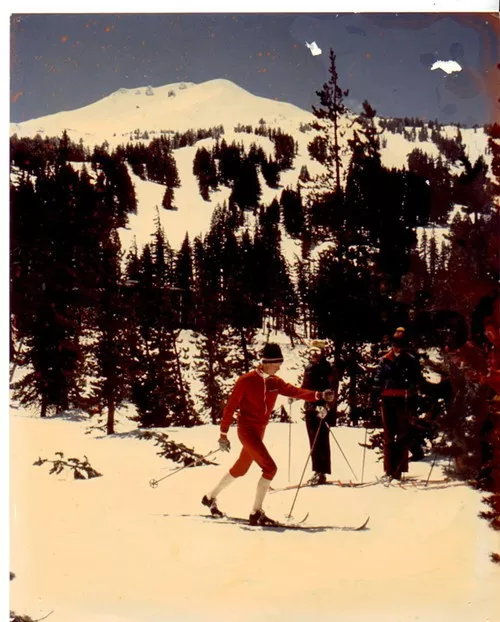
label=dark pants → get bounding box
[305,409,331,475]
[381,397,413,478]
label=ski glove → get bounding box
[218,435,231,452]
[317,406,328,420]
[321,389,336,403]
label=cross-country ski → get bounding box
[200,513,370,532]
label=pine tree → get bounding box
[310,48,349,190]
[217,141,243,187]
[229,157,261,211]
[191,234,227,423]
[193,146,218,201]
[261,156,280,188]
[174,234,195,329]
[280,187,305,238]
[271,130,296,171]
[162,186,175,210]
[484,122,500,198]
[253,217,298,335]
[220,229,259,370]
[130,220,197,427]
[298,164,311,183]
[90,230,131,434]
[12,164,91,415]
[428,229,439,288]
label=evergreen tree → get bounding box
[145,137,180,188]
[260,156,280,188]
[298,164,312,183]
[161,186,176,210]
[174,234,195,329]
[89,229,131,434]
[220,229,259,370]
[407,149,454,225]
[130,220,197,427]
[259,198,280,227]
[310,48,349,190]
[418,124,429,142]
[307,135,328,165]
[344,100,383,245]
[193,146,218,200]
[217,141,243,187]
[280,187,305,238]
[484,122,500,198]
[191,233,227,423]
[91,150,137,228]
[11,164,92,415]
[229,157,261,211]
[253,217,298,335]
[271,130,296,170]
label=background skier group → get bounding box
[202,302,499,525]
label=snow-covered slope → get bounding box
[10,78,492,256]
[10,405,499,622]
[9,79,314,147]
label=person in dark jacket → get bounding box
[301,340,340,485]
[373,335,423,480]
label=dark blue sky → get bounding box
[10,12,499,125]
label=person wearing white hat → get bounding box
[301,340,339,485]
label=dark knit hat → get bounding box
[262,343,284,364]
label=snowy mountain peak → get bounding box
[109,81,196,100]
[10,78,313,147]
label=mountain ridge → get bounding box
[9,78,314,147]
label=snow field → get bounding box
[10,407,499,622]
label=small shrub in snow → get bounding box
[33,453,102,480]
[138,430,218,466]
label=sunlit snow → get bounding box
[10,386,499,622]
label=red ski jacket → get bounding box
[220,368,320,433]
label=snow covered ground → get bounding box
[10,401,499,622]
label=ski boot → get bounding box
[202,495,224,518]
[249,509,279,527]
[307,472,327,486]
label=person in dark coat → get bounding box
[373,335,424,480]
[301,340,340,485]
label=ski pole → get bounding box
[326,423,358,481]
[149,448,220,488]
[288,398,294,481]
[286,418,323,519]
[425,447,439,486]
[361,427,368,484]
[425,426,450,486]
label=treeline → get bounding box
[124,124,224,145]
[192,138,284,203]
[9,53,498,435]
[9,152,299,427]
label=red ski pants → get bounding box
[229,423,277,480]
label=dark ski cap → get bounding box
[262,343,284,363]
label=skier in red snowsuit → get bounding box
[202,342,335,526]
